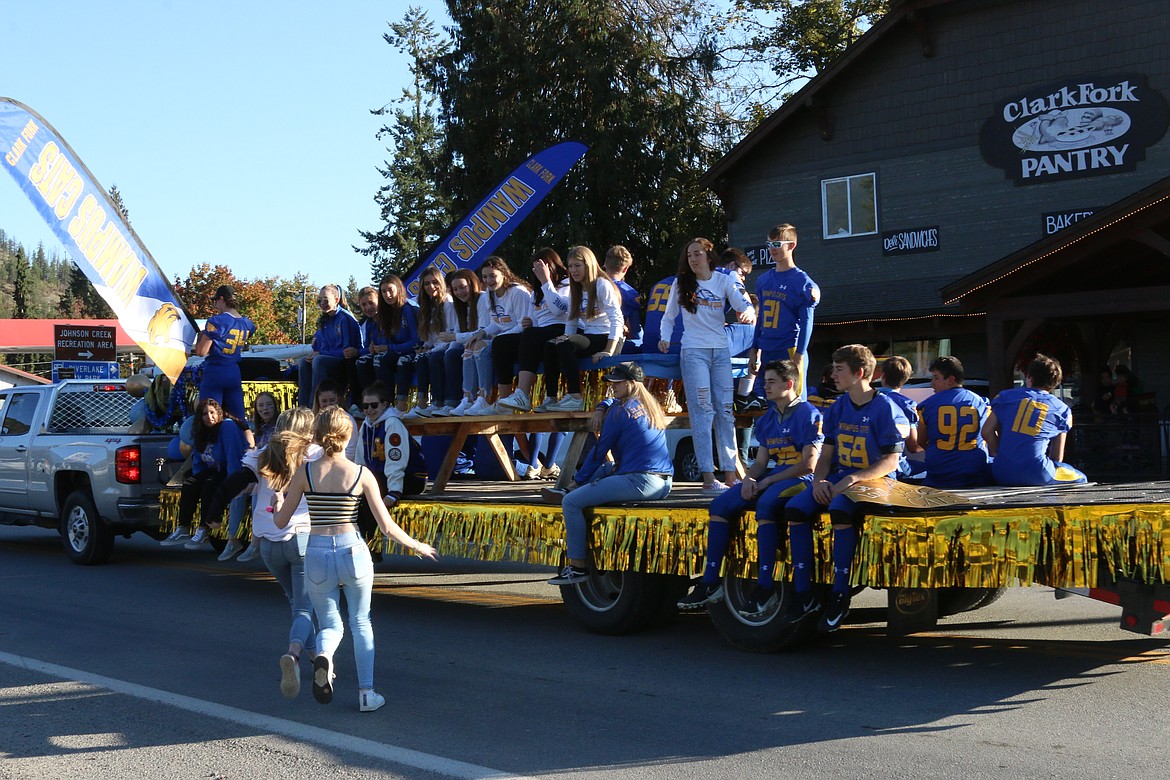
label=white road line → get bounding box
[0,650,535,780]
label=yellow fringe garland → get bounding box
[159,488,1170,588]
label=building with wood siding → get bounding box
[702,0,1170,416]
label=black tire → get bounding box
[672,439,702,483]
[559,570,666,635]
[937,587,1006,616]
[60,490,115,565]
[708,575,816,653]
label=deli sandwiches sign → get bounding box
[980,75,1169,185]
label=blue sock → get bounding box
[832,526,858,595]
[788,522,813,594]
[703,520,731,584]
[756,522,779,589]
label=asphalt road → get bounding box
[1,525,1168,779]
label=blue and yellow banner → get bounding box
[0,97,197,380]
[403,141,588,296]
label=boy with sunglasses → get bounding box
[749,224,820,399]
[353,382,428,555]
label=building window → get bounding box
[821,173,877,239]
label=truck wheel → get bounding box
[708,575,815,653]
[61,491,115,565]
[672,439,702,484]
[559,570,665,635]
[937,587,1006,616]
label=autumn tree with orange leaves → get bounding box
[173,263,314,345]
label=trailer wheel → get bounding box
[938,587,1005,616]
[559,570,665,635]
[61,491,115,566]
[708,575,815,653]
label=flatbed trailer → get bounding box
[160,479,1170,653]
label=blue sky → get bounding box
[0,0,449,289]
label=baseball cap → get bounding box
[212,285,234,301]
[603,362,644,383]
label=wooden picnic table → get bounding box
[404,409,759,493]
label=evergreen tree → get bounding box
[426,0,727,286]
[12,247,29,318]
[357,6,454,280]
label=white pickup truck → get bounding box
[0,380,179,564]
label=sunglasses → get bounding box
[766,240,794,249]
[360,401,385,410]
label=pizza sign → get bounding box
[979,75,1169,185]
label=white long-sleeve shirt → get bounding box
[452,292,491,345]
[420,294,453,351]
[532,280,571,327]
[661,273,753,349]
[565,279,624,340]
[482,284,533,337]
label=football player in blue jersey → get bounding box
[782,344,910,632]
[604,245,643,354]
[196,285,256,421]
[983,354,1087,487]
[749,224,820,398]
[878,356,925,480]
[917,356,993,488]
[677,359,823,616]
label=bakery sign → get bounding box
[979,74,1169,185]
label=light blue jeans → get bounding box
[562,464,672,561]
[680,346,737,475]
[259,535,316,654]
[472,340,495,394]
[453,343,489,396]
[305,532,375,689]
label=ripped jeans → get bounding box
[680,346,737,476]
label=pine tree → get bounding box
[426,0,727,286]
[12,247,29,318]
[357,6,453,281]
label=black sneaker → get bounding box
[312,655,334,704]
[818,592,851,632]
[733,394,752,413]
[738,585,778,618]
[547,565,589,585]
[676,581,724,611]
[781,592,820,625]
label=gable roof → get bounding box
[701,0,956,190]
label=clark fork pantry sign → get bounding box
[979,75,1169,185]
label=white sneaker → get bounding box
[217,539,243,561]
[279,653,300,698]
[237,543,260,563]
[497,389,532,412]
[359,689,386,712]
[466,397,493,415]
[160,528,190,547]
[431,405,454,417]
[546,395,585,412]
[450,398,474,416]
[404,406,428,419]
[184,527,210,549]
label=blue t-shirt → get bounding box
[989,386,1074,486]
[575,398,673,484]
[918,386,992,488]
[614,279,643,349]
[203,312,255,365]
[753,266,819,354]
[754,399,824,470]
[823,391,908,479]
[879,388,920,478]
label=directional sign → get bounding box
[54,324,117,362]
[52,361,120,382]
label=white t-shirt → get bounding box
[247,443,324,541]
[661,273,752,349]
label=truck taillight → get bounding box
[115,446,141,484]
